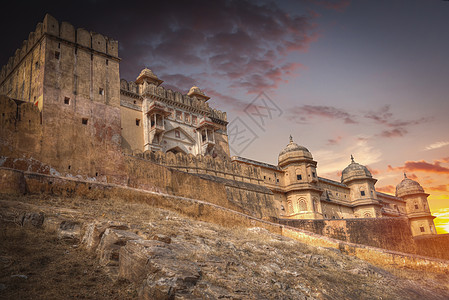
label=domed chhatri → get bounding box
[341,155,373,184]
[278,135,313,167]
[187,86,210,101]
[396,173,425,198]
[135,68,164,86]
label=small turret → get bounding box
[187,86,210,102]
[278,136,321,219]
[396,173,436,236]
[341,155,380,218]
[135,68,163,86]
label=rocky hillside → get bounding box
[1,194,449,299]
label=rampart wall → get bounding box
[128,150,263,184]
[277,217,449,260]
[276,217,417,254]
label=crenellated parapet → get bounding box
[130,150,261,184]
[119,78,227,123]
[0,14,119,87]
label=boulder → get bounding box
[119,239,174,283]
[82,221,129,252]
[58,220,81,239]
[151,234,172,244]
[20,212,44,228]
[96,228,140,267]
[139,259,201,300]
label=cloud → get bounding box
[366,166,380,175]
[327,136,343,146]
[286,105,357,124]
[98,0,322,94]
[388,159,449,174]
[160,74,199,93]
[315,137,382,178]
[206,89,248,112]
[433,208,449,219]
[376,185,395,194]
[427,185,449,192]
[364,105,429,138]
[378,128,407,138]
[425,141,449,151]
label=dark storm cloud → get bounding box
[0,0,327,97]
[286,105,357,124]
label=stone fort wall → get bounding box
[276,217,449,260]
[128,150,264,184]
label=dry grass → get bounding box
[0,221,136,299]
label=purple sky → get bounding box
[1,0,448,231]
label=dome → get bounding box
[396,174,425,198]
[187,86,210,101]
[135,68,163,85]
[341,155,373,184]
[278,136,313,166]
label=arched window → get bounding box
[298,199,307,211]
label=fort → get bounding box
[1,13,448,267]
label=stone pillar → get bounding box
[142,98,151,151]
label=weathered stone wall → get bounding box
[132,150,263,184]
[0,94,126,183]
[277,217,418,254]
[414,234,449,260]
[124,156,277,220]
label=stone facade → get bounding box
[233,136,436,237]
[120,70,229,158]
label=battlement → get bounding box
[120,78,227,122]
[129,150,262,184]
[0,14,119,86]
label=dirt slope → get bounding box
[1,194,449,299]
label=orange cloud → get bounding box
[366,166,380,175]
[376,185,395,194]
[427,185,449,192]
[388,159,449,174]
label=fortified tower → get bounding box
[396,174,436,236]
[278,136,322,218]
[0,14,123,181]
[341,156,381,218]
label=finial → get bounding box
[350,154,354,163]
[404,172,407,179]
[289,135,293,143]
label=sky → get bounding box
[1,0,448,233]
